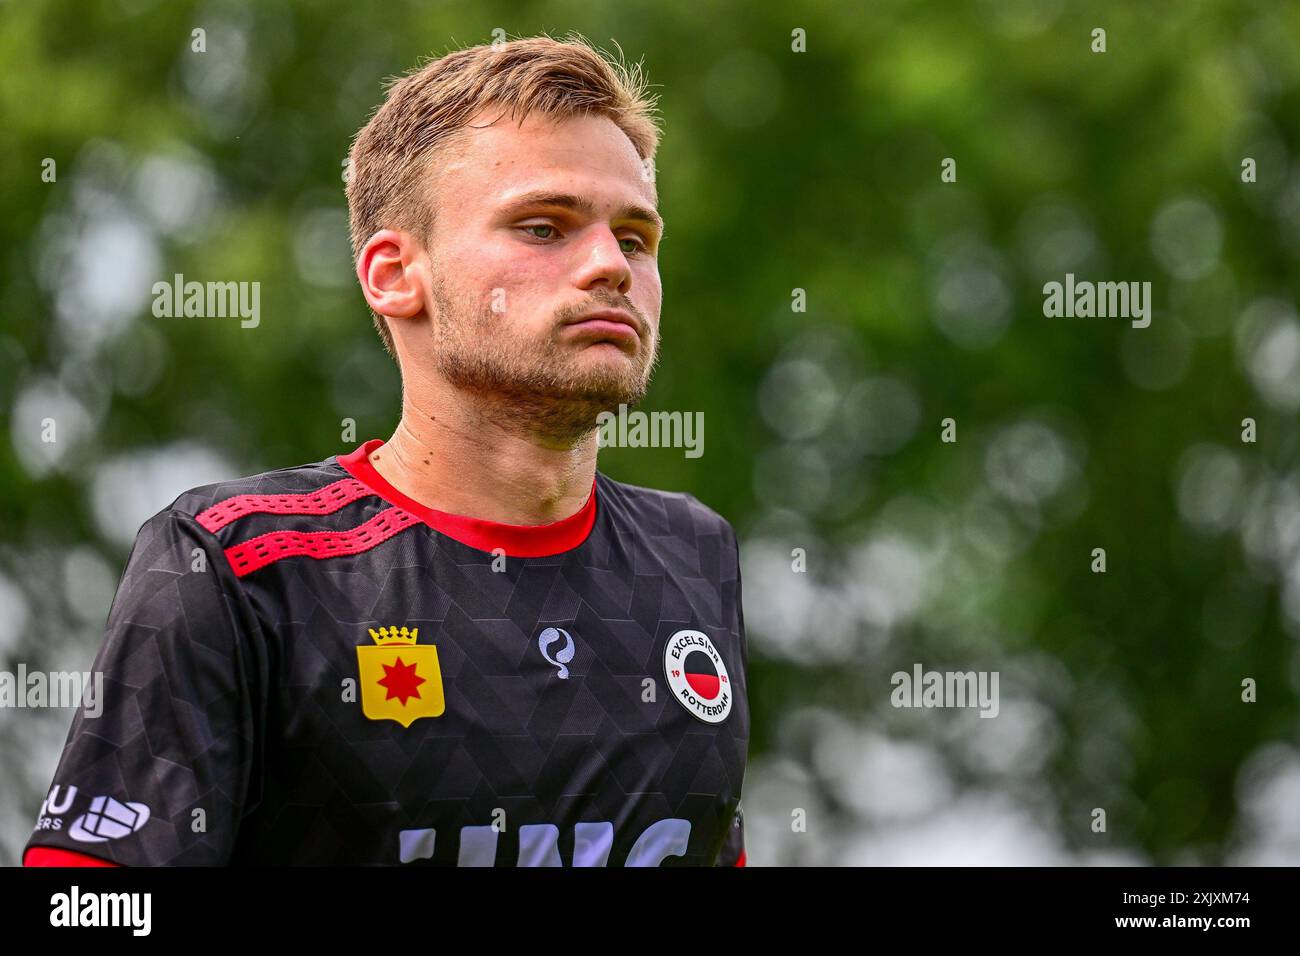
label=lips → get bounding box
[563,308,641,343]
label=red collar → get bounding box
[336,439,597,557]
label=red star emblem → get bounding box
[377,656,426,706]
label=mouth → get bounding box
[561,308,642,346]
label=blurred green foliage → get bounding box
[3,0,1299,865]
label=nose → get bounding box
[572,225,633,296]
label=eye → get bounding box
[519,222,650,255]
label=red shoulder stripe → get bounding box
[25,846,122,867]
[223,506,420,578]
[195,478,374,533]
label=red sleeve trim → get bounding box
[196,477,374,533]
[24,846,123,867]
[223,506,421,578]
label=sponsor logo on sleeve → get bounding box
[35,785,151,842]
[69,795,151,843]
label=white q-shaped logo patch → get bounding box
[537,627,576,679]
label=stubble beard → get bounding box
[429,278,658,444]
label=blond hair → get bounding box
[346,33,663,363]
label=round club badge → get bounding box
[663,629,733,724]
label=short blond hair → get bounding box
[346,33,663,363]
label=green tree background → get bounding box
[2,0,1298,865]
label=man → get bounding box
[24,34,748,867]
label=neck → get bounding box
[369,366,599,526]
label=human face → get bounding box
[420,107,663,437]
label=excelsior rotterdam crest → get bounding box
[357,626,445,727]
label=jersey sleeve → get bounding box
[715,804,747,866]
[715,521,748,867]
[22,508,267,866]
[24,846,123,867]
[730,522,748,684]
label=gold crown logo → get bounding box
[368,625,419,646]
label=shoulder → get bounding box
[128,449,357,560]
[595,471,739,550]
[165,452,352,525]
[95,448,368,641]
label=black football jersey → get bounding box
[23,439,749,866]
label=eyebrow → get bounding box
[497,190,664,235]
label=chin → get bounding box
[565,370,648,409]
[569,344,641,374]
[545,343,654,408]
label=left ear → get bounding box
[356,229,429,320]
